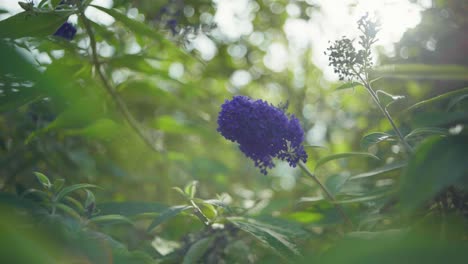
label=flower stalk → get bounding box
[327,14,413,154]
[298,161,354,228]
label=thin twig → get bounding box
[352,68,414,153]
[190,199,211,226]
[298,161,354,228]
[79,6,163,153]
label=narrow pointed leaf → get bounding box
[361,132,395,150]
[147,205,192,232]
[335,82,362,91]
[350,161,407,180]
[315,152,380,171]
[55,183,98,202]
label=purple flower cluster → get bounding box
[217,96,308,174]
[53,22,77,41]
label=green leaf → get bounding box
[64,118,122,141]
[447,94,468,111]
[84,189,96,209]
[400,135,468,210]
[333,192,392,204]
[0,10,72,39]
[325,173,352,195]
[404,87,468,112]
[89,214,134,225]
[52,179,65,192]
[413,112,468,127]
[25,97,105,144]
[297,196,324,203]
[172,187,187,199]
[371,64,468,80]
[63,196,85,213]
[90,5,192,60]
[55,203,81,220]
[152,115,193,134]
[55,183,98,203]
[90,5,164,41]
[34,172,51,189]
[184,181,198,199]
[193,199,218,221]
[404,127,449,141]
[335,82,362,91]
[360,132,395,150]
[315,152,380,171]
[182,237,215,264]
[350,161,407,180]
[286,211,323,224]
[317,230,468,264]
[147,205,192,232]
[98,202,168,216]
[227,217,301,258]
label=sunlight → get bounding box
[292,0,429,79]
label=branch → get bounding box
[79,7,163,153]
[298,161,354,228]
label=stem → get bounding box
[352,68,414,153]
[190,199,210,226]
[298,161,354,228]
[79,6,163,153]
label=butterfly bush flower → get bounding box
[53,22,77,41]
[217,96,308,175]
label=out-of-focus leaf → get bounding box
[55,183,98,202]
[64,196,85,213]
[112,248,154,264]
[315,152,380,171]
[404,87,468,112]
[98,202,168,216]
[152,115,193,134]
[0,42,46,112]
[0,10,72,39]
[413,112,468,127]
[34,172,51,189]
[335,82,362,91]
[90,5,164,41]
[371,64,468,80]
[286,212,323,224]
[147,205,192,232]
[228,217,301,258]
[404,127,449,141]
[182,237,215,264]
[194,199,217,221]
[360,132,395,150]
[350,161,406,180]
[313,231,468,264]
[325,173,352,195]
[64,118,122,141]
[107,55,162,75]
[55,203,81,220]
[84,189,95,209]
[297,196,324,203]
[184,181,198,199]
[333,192,392,204]
[447,94,468,111]
[89,214,134,225]
[203,199,234,213]
[0,211,64,264]
[53,179,65,192]
[401,135,468,210]
[90,5,193,60]
[346,229,406,240]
